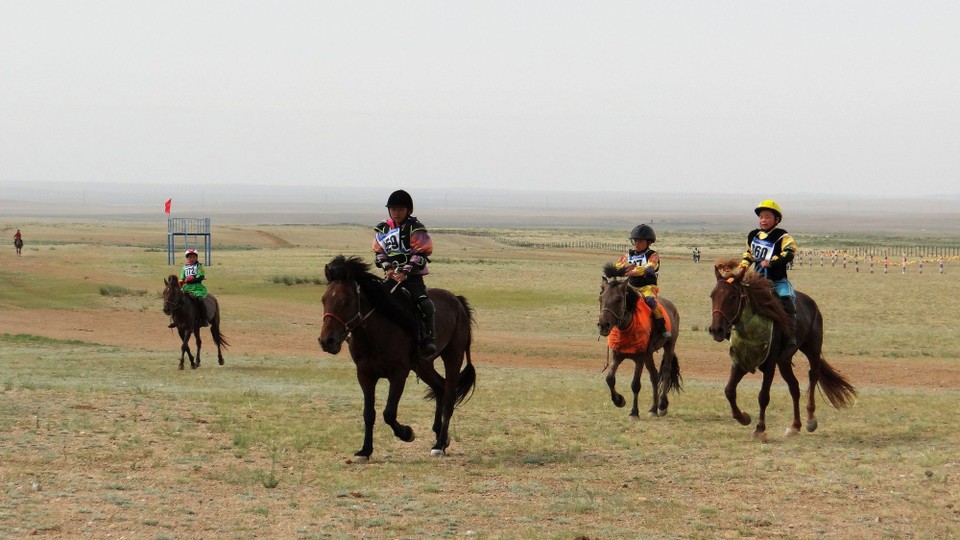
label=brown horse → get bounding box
[709,261,856,440]
[14,237,23,255]
[597,263,682,418]
[162,275,228,370]
[318,255,476,460]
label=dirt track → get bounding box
[3,306,956,390]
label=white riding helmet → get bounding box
[185,249,199,257]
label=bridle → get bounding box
[600,279,632,330]
[322,280,380,335]
[163,283,184,313]
[712,278,747,330]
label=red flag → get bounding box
[164,199,172,214]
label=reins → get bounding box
[323,280,400,335]
[712,278,748,329]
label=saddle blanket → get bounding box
[607,299,672,354]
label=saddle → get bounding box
[606,298,672,354]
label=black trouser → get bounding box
[401,276,435,343]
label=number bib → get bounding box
[376,227,406,256]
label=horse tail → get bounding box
[817,355,856,409]
[454,294,477,405]
[658,351,683,395]
[454,355,477,406]
[211,324,230,349]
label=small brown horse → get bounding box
[597,263,682,418]
[318,255,476,460]
[14,237,23,256]
[162,275,228,370]
[709,261,856,440]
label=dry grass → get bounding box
[1,220,959,538]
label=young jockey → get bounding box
[14,229,21,241]
[740,199,798,348]
[179,249,209,327]
[373,189,437,356]
[615,224,672,339]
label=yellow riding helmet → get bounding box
[754,199,783,221]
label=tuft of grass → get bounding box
[99,285,148,297]
[271,275,323,286]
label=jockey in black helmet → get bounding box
[372,189,437,357]
[615,224,671,339]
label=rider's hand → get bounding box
[385,269,396,280]
[393,271,408,283]
[760,260,771,268]
[185,275,195,283]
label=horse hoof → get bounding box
[612,395,626,408]
[647,411,658,418]
[737,413,752,426]
[351,454,370,463]
[806,419,818,433]
[753,431,768,443]
[784,427,799,437]
[430,449,445,457]
[658,408,668,417]
[218,358,224,365]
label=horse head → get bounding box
[319,256,369,355]
[598,263,637,336]
[162,275,183,316]
[709,260,747,342]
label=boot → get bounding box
[653,316,672,339]
[780,296,797,349]
[197,298,209,327]
[418,299,437,357]
[168,320,177,329]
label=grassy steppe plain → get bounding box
[1,221,958,539]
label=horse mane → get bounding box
[603,262,627,279]
[601,262,638,315]
[715,258,790,330]
[325,255,418,334]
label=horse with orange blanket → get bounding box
[597,263,682,417]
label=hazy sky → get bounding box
[2,1,958,197]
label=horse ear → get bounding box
[714,265,723,280]
[602,276,609,284]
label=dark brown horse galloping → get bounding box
[709,261,855,440]
[597,263,682,418]
[14,237,23,256]
[162,275,228,370]
[319,255,476,460]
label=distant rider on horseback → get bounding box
[176,249,209,327]
[615,224,672,339]
[373,189,437,357]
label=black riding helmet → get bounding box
[629,224,656,243]
[386,189,414,212]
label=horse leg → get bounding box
[754,360,777,442]
[605,353,627,408]
[412,362,449,453]
[643,354,661,417]
[777,355,803,436]
[801,346,821,432]
[724,364,751,426]
[354,371,378,460]
[178,328,193,370]
[431,357,461,456]
[192,328,202,369]
[382,371,415,445]
[627,357,644,417]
